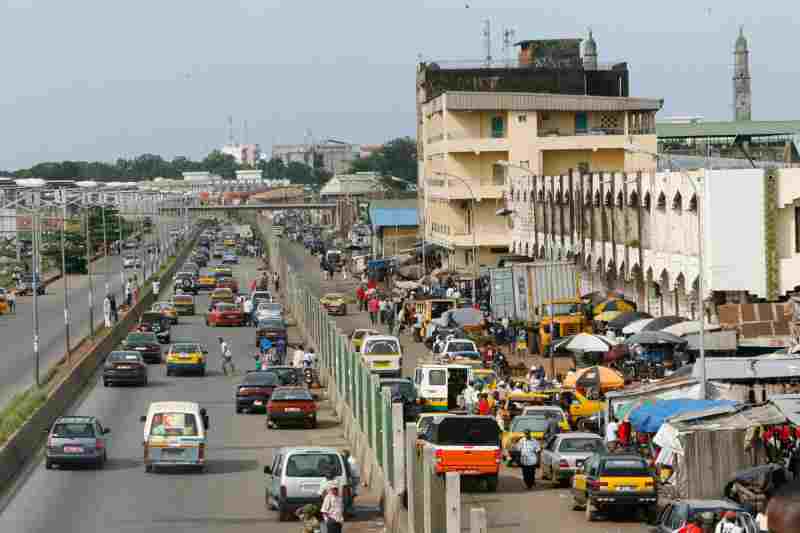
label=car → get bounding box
[165,341,207,376]
[121,332,162,363]
[138,311,172,344]
[350,329,380,353]
[212,266,234,278]
[571,452,658,522]
[255,302,284,322]
[210,288,235,308]
[172,294,196,316]
[249,366,304,387]
[212,247,225,259]
[540,432,606,486]
[437,338,480,360]
[141,401,209,473]
[235,370,281,413]
[173,275,198,295]
[654,500,758,533]
[521,405,572,431]
[122,255,137,268]
[267,386,318,429]
[222,252,239,265]
[196,273,218,291]
[250,290,273,305]
[103,351,148,387]
[256,318,288,347]
[206,302,246,327]
[45,416,111,469]
[151,301,179,324]
[360,335,402,377]
[379,378,420,422]
[264,447,359,522]
[501,415,553,466]
[215,276,239,294]
[16,273,46,296]
[320,293,347,315]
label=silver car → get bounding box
[45,416,111,469]
[540,432,605,486]
[256,302,283,322]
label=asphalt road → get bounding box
[0,255,383,533]
[0,233,167,409]
[277,234,650,533]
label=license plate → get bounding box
[616,486,635,492]
[161,448,184,456]
[301,482,320,493]
[286,408,301,412]
[64,446,83,453]
[117,365,132,370]
[373,361,390,367]
[253,400,263,406]
[135,347,146,351]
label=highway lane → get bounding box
[0,231,165,408]
[0,255,382,533]
[276,233,649,533]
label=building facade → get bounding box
[222,143,260,166]
[419,90,661,273]
[272,141,358,175]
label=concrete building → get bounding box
[234,169,263,181]
[320,172,386,229]
[222,143,260,166]
[272,141,358,175]
[506,166,800,318]
[733,27,752,122]
[419,90,662,273]
[368,199,418,258]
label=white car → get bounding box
[255,302,283,322]
[122,255,140,269]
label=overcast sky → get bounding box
[1,0,797,170]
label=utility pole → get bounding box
[32,196,41,387]
[60,188,71,362]
[85,204,94,337]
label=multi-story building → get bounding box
[272,141,358,175]
[417,33,662,274]
[222,143,260,166]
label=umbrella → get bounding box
[625,331,687,346]
[594,310,623,323]
[563,366,625,392]
[660,320,721,337]
[552,333,617,353]
[443,308,483,328]
[607,311,653,331]
[593,298,636,315]
[622,318,655,335]
[641,315,689,332]
[582,291,625,306]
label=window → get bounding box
[492,164,506,185]
[657,192,666,211]
[285,453,342,478]
[491,116,505,138]
[149,413,199,437]
[428,369,446,386]
[517,114,527,123]
[795,207,800,253]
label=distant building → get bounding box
[368,199,418,257]
[320,172,387,230]
[272,141,358,174]
[733,27,752,122]
[182,171,222,182]
[235,169,263,181]
[222,143,260,166]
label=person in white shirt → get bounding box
[605,417,620,451]
[293,345,305,368]
[513,431,541,489]
[303,349,316,368]
[755,511,768,533]
[715,512,742,533]
[320,485,344,533]
[243,298,254,326]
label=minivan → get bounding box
[414,364,472,412]
[140,401,209,473]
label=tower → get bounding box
[733,26,751,121]
[583,28,598,71]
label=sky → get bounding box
[1,0,798,170]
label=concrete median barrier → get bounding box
[0,230,199,493]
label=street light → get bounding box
[76,181,99,336]
[432,171,480,302]
[623,144,708,399]
[14,178,45,386]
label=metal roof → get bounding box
[769,394,800,425]
[429,91,663,113]
[693,356,800,381]
[657,120,800,139]
[369,200,418,229]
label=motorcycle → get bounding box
[492,351,510,380]
[303,367,315,388]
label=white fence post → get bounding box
[392,403,405,494]
[423,445,433,533]
[470,508,487,533]
[405,422,416,533]
[446,472,461,533]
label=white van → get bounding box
[413,364,472,413]
[360,335,402,378]
[140,401,209,473]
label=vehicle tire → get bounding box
[585,502,595,522]
[235,405,242,414]
[310,417,317,429]
[645,505,658,525]
[278,505,291,522]
[166,368,172,377]
[45,458,53,470]
[199,368,205,377]
[142,377,148,386]
[145,464,153,473]
[485,475,498,492]
[571,494,584,511]
[103,379,109,387]
[96,454,106,470]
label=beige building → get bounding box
[419,90,663,272]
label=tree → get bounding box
[259,157,286,180]
[202,150,238,179]
[349,137,417,181]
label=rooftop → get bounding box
[319,172,385,196]
[426,91,663,114]
[657,120,800,139]
[368,199,419,229]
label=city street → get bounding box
[277,234,650,533]
[0,255,383,533]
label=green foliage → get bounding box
[350,137,417,182]
[0,388,48,445]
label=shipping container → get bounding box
[489,262,580,321]
[489,268,515,319]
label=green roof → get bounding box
[657,120,800,139]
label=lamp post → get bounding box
[623,144,708,399]
[60,187,72,361]
[432,171,480,303]
[76,182,100,337]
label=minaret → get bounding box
[583,28,598,70]
[733,26,751,121]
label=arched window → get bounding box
[657,192,666,211]
[616,191,624,208]
[563,189,571,205]
[538,189,545,202]
[604,191,613,207]
[643,192,652,211]
[584,190,592,206]
[593,190,601,207]
[628,190,640,208]
[672,191,683,211]
[689,194,698,212]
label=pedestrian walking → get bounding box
[103,295,112,328]
[125,280,132,307]
[514,430,541,489]
[109,294,118,323]
[386,306,395,334]
[243,297,254,326]
[7,290,15,313]
[605,417,620,452]
[356,285,366,312]
[320,485,344,533]
[368,295,379,326]
[274,272,280,293]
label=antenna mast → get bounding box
[482,19,492,67]
[503,27,516,66]
[227,115,234,145]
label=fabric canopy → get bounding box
[607,311,653,331]
[563,365,625,391]
[628,399,738,433]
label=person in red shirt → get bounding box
[356,286,366,312]
[617,417,632,447]
[367,296,380,326]
[678,515,704,533]
[477,393,491,416]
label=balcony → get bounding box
[428,178,505,201]
[536,133,653,152]
[445,132,510,153]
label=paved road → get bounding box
[0,233,169,408]
[277,234,650,533]
[0,255,383,533]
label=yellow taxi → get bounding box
[210,288,234,306]
[151,301,179,324]
[172,294,196,316]
[212,266,233,277]
[350,328,380,352]
[563,390,604,422]
[320,293,347,316]
[572,452,658,522]
[166,341,207,377]
[196,274,218,291]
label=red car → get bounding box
[266,386,317,429]
[216,276,239,294]
[206,302,246,327]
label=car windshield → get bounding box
[447,341,476,353]
[384,381,415,399]
[52,422,95,438]
[324,294,344,300]
[108,352,142,362]
[435,418,500,446]
[127,333,156,343]
[510,416,550,433]
[258,303,282,312]
[543,303,581,315]
[171,343,200,353]
[559,438,605,453]
[364,340,399,354]
[271,368,301,385]
[216,304,237,312]
[149,413,199,437]
[271,389,313,401]
[602,458,650,476]
[258,319,285,329]
[285,453,342,478]
[174,296,192,303]
[243,373,279,387]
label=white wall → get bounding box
[704,169,766,297]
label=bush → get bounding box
[0,388,47,445]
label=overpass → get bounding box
[158,202,337,217]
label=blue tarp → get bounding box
[628,399,738,433]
